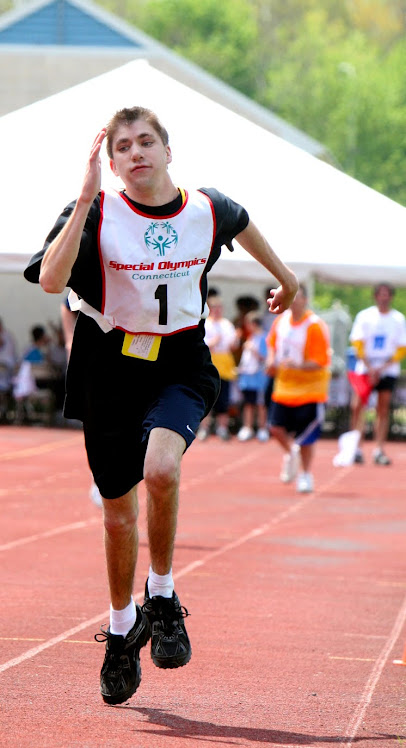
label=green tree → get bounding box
[348,0,406,41]
[134,0,259,97]
[95,0,406,205]
[0,0,13,12]
[258,9,406,204]
[314,281,406,319]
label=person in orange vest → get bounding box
[266,284,331,493]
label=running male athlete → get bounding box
[24,106,298,705]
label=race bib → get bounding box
[121,333,161,361]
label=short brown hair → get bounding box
[245,311,263,327]
[373,282,395,298]
[105,106,169,158]
[297,283,308,298]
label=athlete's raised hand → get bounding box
[79,129,106,205]
[39,129,107,293]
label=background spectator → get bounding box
[237,311,269,442]
[349,282,406,465]
[266,284,331,493]
[198,294,238,441]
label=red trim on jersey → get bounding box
[118,189,189,218]
[197,189,217,295]
[98,191,107,314]
[114,322,200,337]
[197,190,217,255]
[99,188,212,335]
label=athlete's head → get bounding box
[290,284,308,319]
[105,107,169,158]
[373,283,394,312]
[207,294,225,319]
[373,282,394,299]
[244,311,263,334]
[297,283,308,299]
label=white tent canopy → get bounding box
[1,58,405,287]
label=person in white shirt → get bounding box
[349,283,406,465]
[198,294,238,440]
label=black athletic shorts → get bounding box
[375,375,397,392]
[240,388,265,406]
[84,383,207,499]
[66,315,220,498]
[269,401,325,445]
[212,379,231,415]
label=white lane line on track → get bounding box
[0,445,263,554]
[341,591,406,746]
[0,611,111,675]
[0,517,100,552]
[0,435,81,461]
[0,454,348,676]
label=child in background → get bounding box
[198,294,238,441]
[237,312,269,442]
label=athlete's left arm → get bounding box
[236,220,298,315]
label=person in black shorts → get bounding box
[24,106,298,705]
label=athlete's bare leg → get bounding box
[270,424,291,452]
[350,391,365,431]
[300,443,314,472]
[144,427,186,575]
[102,487,139,610]
[375,389,392,452]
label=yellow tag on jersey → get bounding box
[121,333,162,361]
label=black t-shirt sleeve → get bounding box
[198,187,249,271]
[24,197,103,309]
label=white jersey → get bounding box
[273,309,321,366]
[204,317,237,352]
[92,188,215,335]
[350,305,406,377]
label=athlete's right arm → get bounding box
[39,129,106,294]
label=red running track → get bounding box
[0,425,405,747]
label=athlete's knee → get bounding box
[103,491,138,537]
[144,451,180,495]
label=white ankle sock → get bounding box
[110,597,136,637]
[148,566,174,598]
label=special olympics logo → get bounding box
[144,221,178,257]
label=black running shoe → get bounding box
[94,604,151,705]
[142,582,191,669]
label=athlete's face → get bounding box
[109,119,172,197]
[290,289,307,317]
[374,285,392,312]
[208,299,223,319]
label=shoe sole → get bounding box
[151,648,192,670]
[101,660,142,705]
